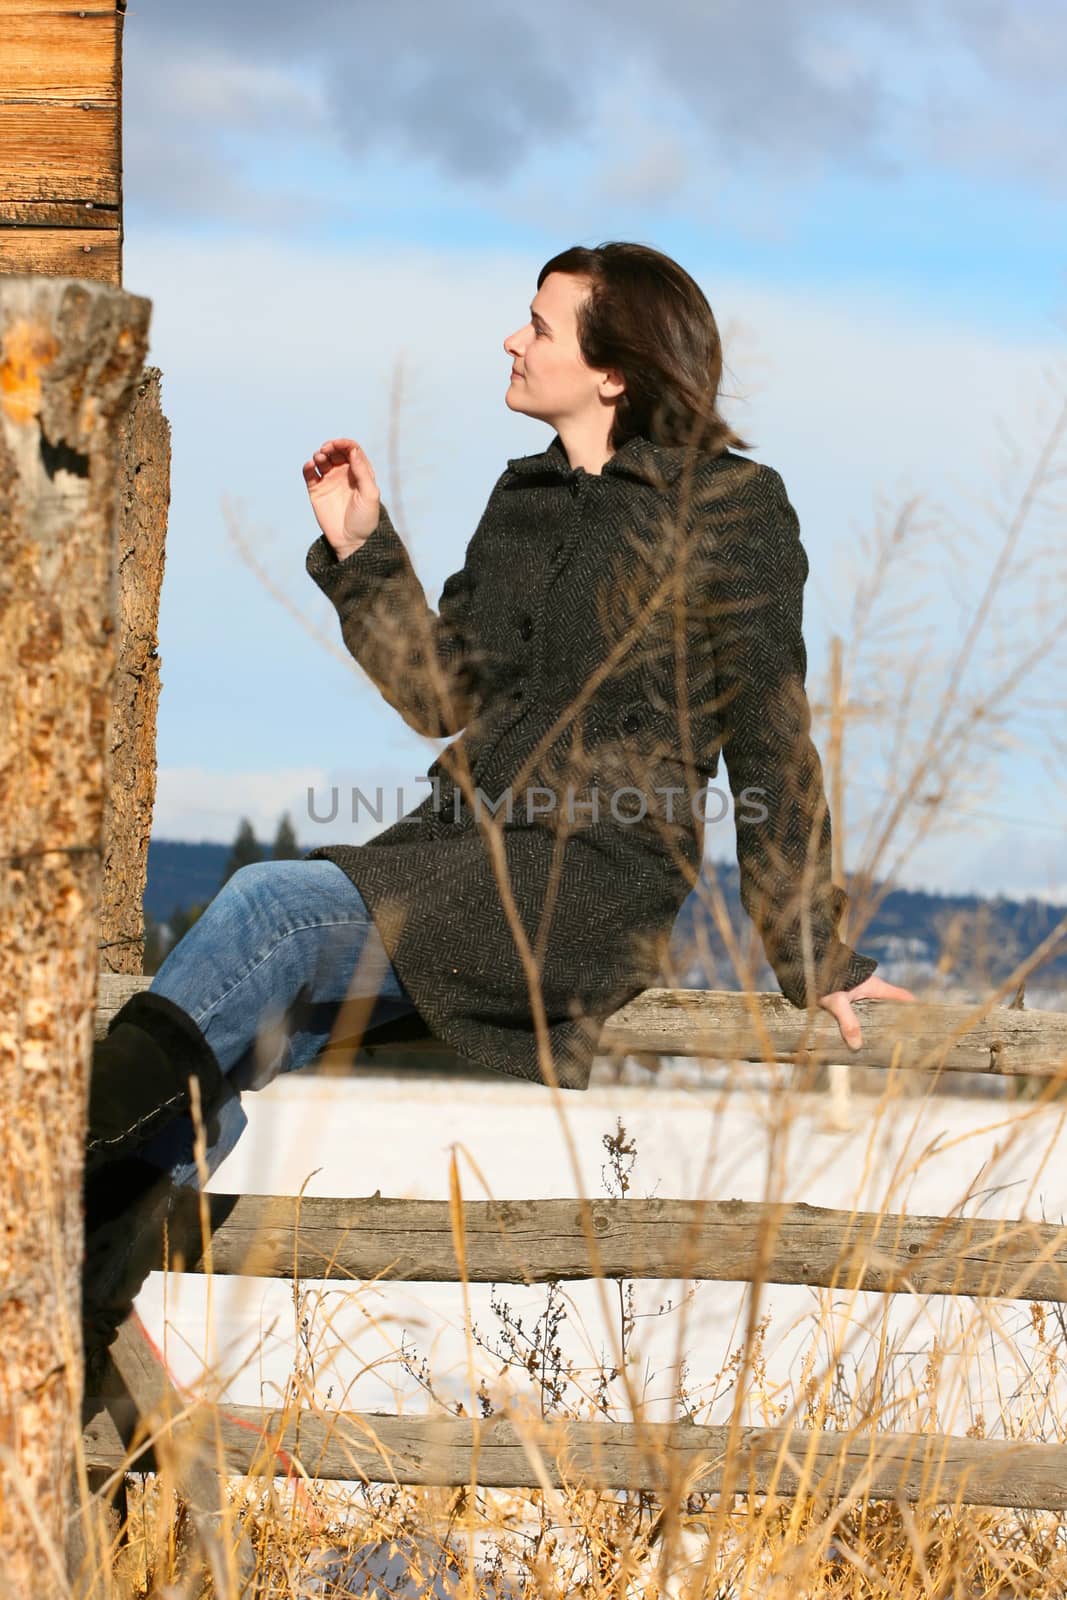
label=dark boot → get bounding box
[87,991,225,1178]
[81,1157,205,1386]
[81,1158,173,1384]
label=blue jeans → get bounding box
[137,859,418,1187]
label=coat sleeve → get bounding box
[305,499,487,738]
[703,461,879,1006]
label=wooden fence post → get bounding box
[0,274,149,1595]
[2,0,164,976]
[97,370,171,974]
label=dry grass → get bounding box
[67,1084,1067,1599]
[66,340,1067,1596]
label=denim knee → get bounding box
[222,858,362,928]
[222,859,287,911]
[207,860,302,957]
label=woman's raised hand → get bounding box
[301,437,382,559]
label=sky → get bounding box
[120,0,1067,902]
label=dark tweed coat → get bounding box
[303,430,877,1089]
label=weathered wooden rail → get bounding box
[85,1383,1067,1511]
[81,1190,1067,1302]
[96,971,1067,1080]
[82,975,1067,1514]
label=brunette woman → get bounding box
[83,242,914,1365]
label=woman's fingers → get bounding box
[303,451,330,482]
[818,975,921,1054]
[318,437,373,471]
[303,438,377,484]
[344,441,378,485]
[847,976,919,1005]
[871,980,918,1002]
[821,993,863,1052]
[302,450,346,488]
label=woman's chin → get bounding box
[505,385,548,425]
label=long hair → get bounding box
[537,241,752,457]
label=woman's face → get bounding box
[503,272,611,429]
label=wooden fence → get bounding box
[82,972,1067,1523]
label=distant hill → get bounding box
[145,837,1067,997]
[143,838,286,923]
[667,861,1067,997]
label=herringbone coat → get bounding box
[304,430,877,1088]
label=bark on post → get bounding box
[97,371,171,974]
[0,275,149,1595]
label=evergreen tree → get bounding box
[219,816,263,887]
[166,901,208,948]
[142,911,167,976]
[272,810,301,860]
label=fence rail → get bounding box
[82,1380,1067,1507]
[120,1189,1067,1303]
[82,972,1067,1514]
[96,973,1067,1078]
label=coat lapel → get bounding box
[506,431,704,492]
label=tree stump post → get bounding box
[0,274,150,1596]
[97,369,171,975]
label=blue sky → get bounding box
[121,0,1067,901]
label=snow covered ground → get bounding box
[134,1063,1067,1447]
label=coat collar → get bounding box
[505,431,701,491]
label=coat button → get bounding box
[622,712,640,733]
[510,685,525,702]
[519,614,533,640]
[552,541,565,560]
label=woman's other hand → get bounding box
[301,437,382,559]
[818,973,917,1052]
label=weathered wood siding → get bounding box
[0,0,124,283]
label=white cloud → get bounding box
[153,766,331,845]
[914,814,1067,904]
[152,58,327,131]
[122,0,1067,208]
[153,758,449,848]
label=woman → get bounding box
[83,242,914,1357]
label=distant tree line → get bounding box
[143,811,302,974]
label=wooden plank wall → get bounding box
[0,0,124,284]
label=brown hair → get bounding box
[537,241,752,457]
